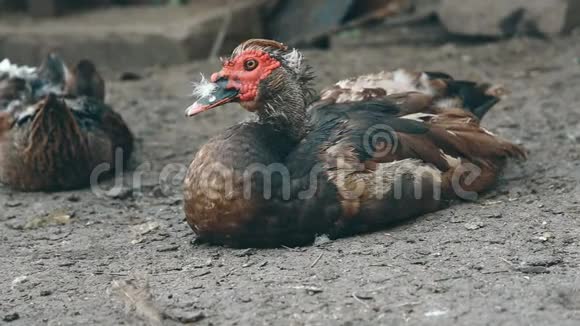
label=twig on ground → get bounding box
[310,252,324,268]
[352,293,371,309]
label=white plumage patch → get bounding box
[191,74,216,99]
[392,69,415,89]
[482,128,496,136]
[0,58,37,80]
[435,98,461,109]
[401,112,435,122]
[332,69,435,97]
[282,48,303,72]
[440,150,462,167]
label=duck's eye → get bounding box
[244,59,258,71]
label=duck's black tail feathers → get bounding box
[425,71,505,120]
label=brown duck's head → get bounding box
[186,39,314,117]
[66,59,105,101]
[39,53,105,101]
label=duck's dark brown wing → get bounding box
[283,100,524,239]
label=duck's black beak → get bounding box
[186,77,239,117]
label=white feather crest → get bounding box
[282,48,303,72]
[191,73,216,98]
[0,58,37,79]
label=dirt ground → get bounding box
[1,24,580,325]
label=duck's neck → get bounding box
[256,75,310,142]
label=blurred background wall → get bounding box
[0,0,578,72]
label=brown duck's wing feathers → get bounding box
[315,69,504,120]
[300,101,524,237]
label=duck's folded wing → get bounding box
[280,100,524,239]
[323,101,524,203]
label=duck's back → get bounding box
[317,69,505,119]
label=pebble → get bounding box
[165,311,205,323]
[233,248,255,257]
[156,244,180,252]
[465,220,485,230]
[516,266,549,274]
[538,232,554,242]
[67,195,81,202]
[119,71,143,81]
[106,187,134,200]
[40,290,53,296]
[4,201,22,208]
[3,313,19,322]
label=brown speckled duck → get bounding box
[0,55,133,191]
[183,39,525,247]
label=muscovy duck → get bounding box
[0,55,133,191]
[183,39,525,247]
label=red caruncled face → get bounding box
[211,50,281,102]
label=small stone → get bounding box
[304,286,323,295]
[242,261,255,268]
[132,221,160,236]
[5,201,22,208]
[40,289,53,296]
[58,260,76,267]
[524,255,562,267]
[233,248,255,257]
[485,213,503,219]
[314,234,332,246]
[353,292,374,300]
[67,195,81,202]
[24,211,73,229]
[416,249,431,256]
[3,313,19,322]
[538,232,554,242]
[119,71,142,81]
[461,55,472,63]
[465,220,485,230]
[106,187,134,200]
[516,265,549,274]
[157,244,179,252]
[494,305,507,313]
[11,275,28,287]
[165,310,205,323]
[424,310,448,317]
